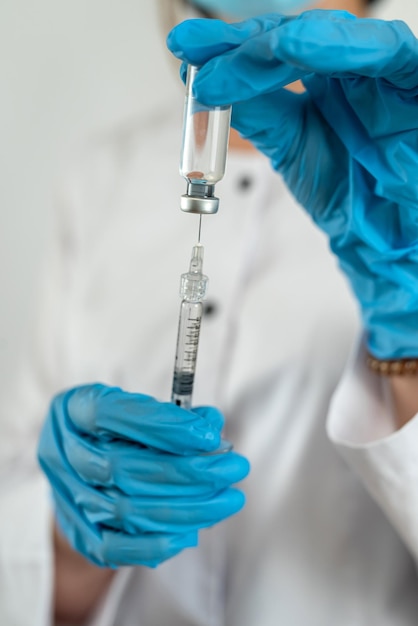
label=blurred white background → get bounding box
[0,0,417,394]
[0,0,178,391]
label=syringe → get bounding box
[171,243,208,409]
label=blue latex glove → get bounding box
[38,384,249,568]
[168,11,418,359]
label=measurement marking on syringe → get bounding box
[171,244,208,410]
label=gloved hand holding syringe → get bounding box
[171,64,231,415]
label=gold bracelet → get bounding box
[366,353,418,376]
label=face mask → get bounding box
[189,0,315,18]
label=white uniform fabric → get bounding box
[1,106,418,626]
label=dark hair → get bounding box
[186,0,379,13]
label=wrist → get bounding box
[388,376,418,430]
[54,521,115,623]
[364,351,418,430]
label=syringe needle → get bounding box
[198,215,202,244]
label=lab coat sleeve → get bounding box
[0,462,53,625]
[0,147,103,626]
[327,338,418,561]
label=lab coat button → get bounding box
[203,301,218,317]
[237,175,253,191]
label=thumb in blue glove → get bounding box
[168,11,418,359]
[38,383,249,568]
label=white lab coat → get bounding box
[1,105,418,626]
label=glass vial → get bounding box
[180,65,231,214]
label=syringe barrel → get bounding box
[180,65,231,214]
[171,299,203,409]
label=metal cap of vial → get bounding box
[180,194,219,214]
[180,182,219,215]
